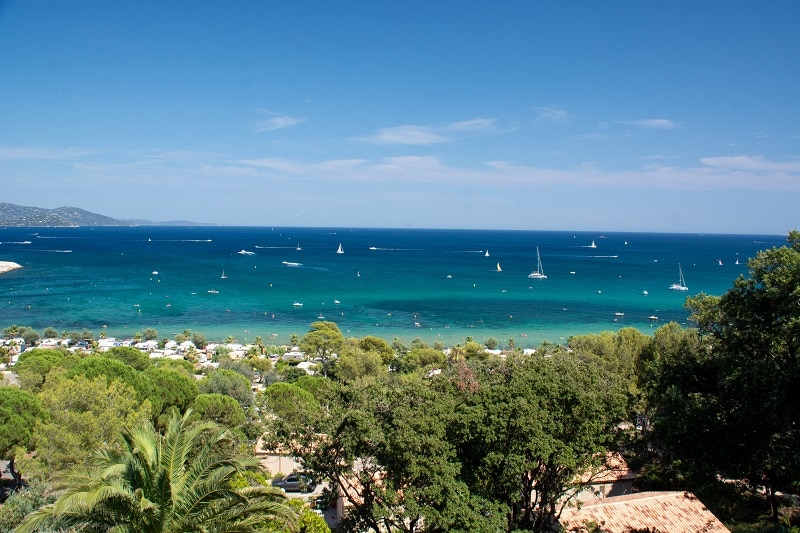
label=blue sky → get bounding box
[1,1,798,234]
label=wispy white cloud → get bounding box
[700,155,800,173]
[625,118,679,129]
[535,106,572,124]
[254,110,306,133]
[360,118,499,145]
[0,146,90,160]
[363,125,448,146]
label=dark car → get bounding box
[272,472,316,493]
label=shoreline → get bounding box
[0,261,22,275]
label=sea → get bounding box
[0,226,786,348]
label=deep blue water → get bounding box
[0,226,785,347]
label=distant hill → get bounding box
[0,203,212,227]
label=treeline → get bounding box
[2,231,800,531]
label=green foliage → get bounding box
[16,411,298,533]
[299,321,345,377]
[335,349,385,382]
[198,368,254,408]
[192,393,246,428]
[34,373,151,474]
[42,327,58,339]
[103,345,151,370]
[0,387,43,486]
[358,335,395,364]
[144,366,199,421]
[646,231,800,521]
[259,382,322,432]
[0,480,53,533]
[142,327,159,340]
[67,355,153,403]
[12,348,67,392]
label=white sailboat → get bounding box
[496,262,502,272]
[668,263,689,291]
[220,270,227,279]
[485,249,490,257]
[590,239,597,249]
[336,243,344,254]
[528,247,547,279]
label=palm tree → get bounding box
[17,410,298,532]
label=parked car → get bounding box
[272,472,316,493]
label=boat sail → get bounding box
[220,270,227,279]
[485,249,490,257]
[528,247,547,279]
[668,264,689,291]
[496,262,502,272]
[336,243,344,254]
[590,239,597,249]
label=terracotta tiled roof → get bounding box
[578,452,637,484]
[559,491,730,533]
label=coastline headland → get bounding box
[0,261,22,275]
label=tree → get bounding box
[449,355,626,531]
[288,375,503,532]
[0,387,44,487]
[299,321,345,377]
[193,393,247,428]
[104,345,151,371]
[647,231,800,521]
[12,348,67,392]
[16,411,298,533]
[359,335,395,364]
[34,374,151,474]
[145,366,199,423]
[142,327,159,340]
[198,368,254,408]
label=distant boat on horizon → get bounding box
[337,243,344,254]
[590,239,597,249]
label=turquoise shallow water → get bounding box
[0,226,784,347]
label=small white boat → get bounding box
[496,262,502,272]
[317,314,325,319]
[648,315,658,321]
[237,249,255,256]
[220,270,227,279]
[590,239,597,249]
[208,289,219,294]
[485,249,490,257]
[735,254,740,265]
[336,243,344,254]
[718,259,723,266]
[668,263,689,291]
[296,244,302,250]
[333,299,341,304]
[370,246,378,250]
[293,302,303,308]
[446,274,453,279]
[643,290,649,295]
[614,312,625,317]
[152,271,159,275]
[282,261,302,267]
[528,247,547,279]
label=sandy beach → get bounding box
[0,261,22,274]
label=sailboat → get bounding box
[485,249,490,257]
[528,247,547,279]
[735,254,740,265]
[336,243,344,254]
[590,239,597,249]
[496,262,502,272]
[668,264,689,291]
[220,270,227,279]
